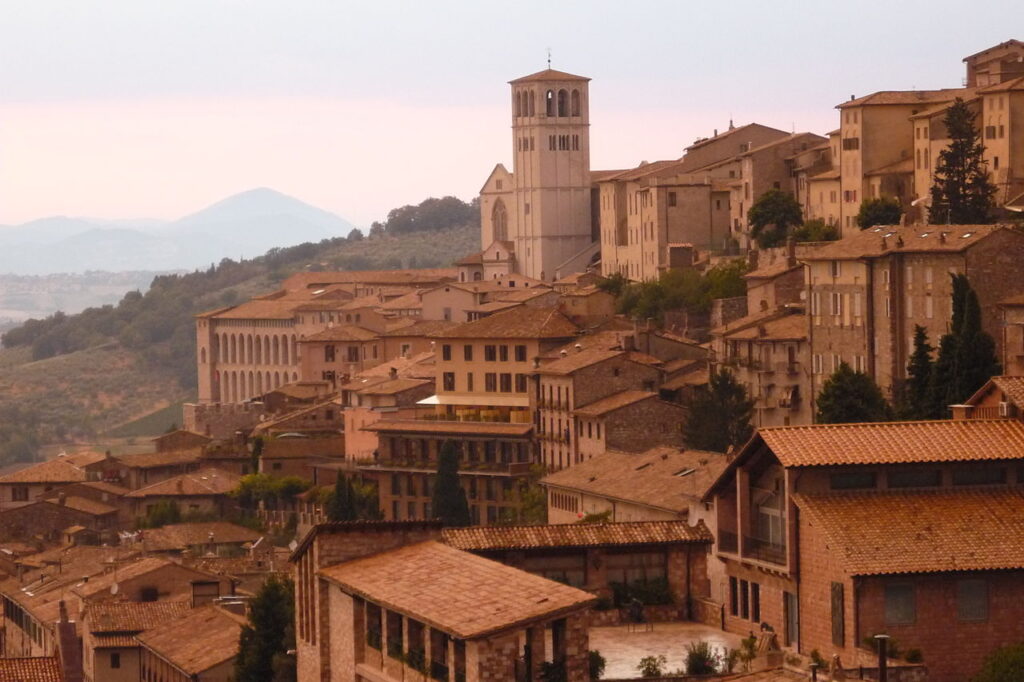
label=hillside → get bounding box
[0,199,479,464]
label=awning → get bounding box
[417,393,531,408]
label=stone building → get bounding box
[81,600,191,682]
[123,467,240,521]
[573,390,687,460]
[292,521,595,682]
[802,223,1024,402]
[136,604,245,682]
[0,458,91,512]
[703,419,1024,682]
[0,494,118,544]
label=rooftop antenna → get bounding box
[547,48,551,69]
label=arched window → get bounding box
[281,334,289,365]
[545,90,555,116]
[571,89,581,117]
[247,371,254,399]
[246,335,253,364]
[492,198,508,241]
[254,336,262,364]
[557,89,569,117]
[213,370,221,402]
[200,347,207,364]
[263,336,271,364]
[230,372,238,403]
[292,372,298,382]
[528,90,536,116]
[256,371,263,395]
[515,92,522,117]
[272,337,280,365]
[274,371,281,388]
[291,335,298,363]
[473,272,483,281]
[230,335,237,364]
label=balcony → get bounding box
[743,536,786,565]
[718,530,738,554]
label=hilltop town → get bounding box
[2,39,1024,682]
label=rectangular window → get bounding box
[668,191,677,207]
[466,373,474,391]
[952,467,1006,486]
[514,345,527,362]
[829,471,877,490]
[925,296,934,319]
[441,344,451,361]
[729,577,739,616]
[12,487,28,502]
[884,583,916,625]
[831,292,843,316]
[740,580,750,619]
[751,583,761,622]
[484,373,497,392]
[442,372,455,392]
[463,345,473,361]
[831,582,845,646]
[110,652,121,669]
[887,469,941,488]
[514,373,528,393]
[499,373,512,392]
[957,579,988,621]
[484,345,497,361]
[499,345,509,362]
[830,260,841,278]
[812,354,823,374]
[324,345,336,362]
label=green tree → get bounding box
[901,326,935,419]
[929,98,998,224]
[326,476,356,521]
[856,197,903,229]
[974,642,1024,682]
[816,362,893,424]
[790,219,840,242]
[346,227,364,241]
[138,500,181,529]
[685,369,754,453]
[431,440,471,526]
[235,575,296,682]
[748,189,804,248]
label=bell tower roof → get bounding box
[510,68,590,84]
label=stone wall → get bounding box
[183,402,268,440]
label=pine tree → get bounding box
[929,98,998,224]
[235,575,296,682]
[816,362,893,424]
[431,440,471,527]
[902,325,935,419]
[685,368,754,453]
[326,476,356,522]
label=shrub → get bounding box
[637,654,667,677]
[905,648,924,663]
[588,650,606,680]
[684,640,721,675]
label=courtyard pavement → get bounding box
[589,622,744,678]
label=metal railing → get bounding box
[744,536,786,565]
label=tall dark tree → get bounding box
[431,440,471,527]
[856,197,903,229]
[929,98,998,224]
[685,368,754,453]
[748,189,804,248]
[235,575,296,682]
[901,325,935,419]
[816,362,893,424]
[326,475,356,521]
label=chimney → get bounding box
[389,366,398,380]
[55,601,84,682]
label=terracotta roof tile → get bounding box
[573,390,656,417]
[72,556,179,598]
[138,522,262,553]
[114,449,202,469]
[837,88,970,108]
[0,657,63,681]
[758,419,1024,467]
[509,68,589,83]
[535,349,625,375]
[990,376,1024,406]
[282,269,456,291]
[319,541,595,639]
[76,480,131,496]
[793,488,1024,575]
[61,450,110,467]
[92,633,141,648]
[718,313,807,342]
[542,448,727,513]
[86,600,192,633]
[356,378,432,396]
[437,306,579,340]
[0,459,87,484]
[800,224,1010,261]
[362,420,532,437]
[124,467,240,498]
[136,605,245,674]
[378,320,459,337]
[41,496,117,516]
[301,325,379,342]
[443,520,712,551]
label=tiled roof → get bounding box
[0,458,87,484]
[92,633,141,648]
[362,419,532,437]
[301,325,379,342]
[319,541,595,639]
[282,269,456,291]
[865,157,914,176]
[793,489,1024,575]
[86,600,192,633]
[75,480,131,496]
[437,306,579,339]
[378,320,458,337]
[265,381,330,400]
[661,365,709,391]
[542,448,728,513]
[539,331,627,360]
[573,390,656,417]
[799,224,1008,261]
[356,378,432,396]
[114,449,202,469]
[61,450,110,467]
[138,522,262,552]
[718,313,807,342]
[837,88,970,108]
[979,74,1024,93]
[988,376,1024,406]
[378,291,422,310]
[72,556,177,598]
[124,467,240,498]
[509,68,590,83]
[535,348,625,375]
[443,520,712,551]
[136,605,245,675]
[756,419,1024,467]
[0,656,63,681]
[42,495,117,516]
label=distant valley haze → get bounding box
[0,187,358,275]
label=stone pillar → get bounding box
[563,612,591,682]
[527,625,546,680]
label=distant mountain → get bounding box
[0,188,357,275]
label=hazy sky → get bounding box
[1,0,1020,227]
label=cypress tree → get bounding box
[431,440,471,527]
[903,325,935,419]
[684,368,754,453]
[326,475,356,522]
[929,98,998,224]
[816,362,893,424]
[235,575,296,682]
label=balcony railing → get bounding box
[430,661,450,681]
[718,530,738,554]
[744,536,786,565]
